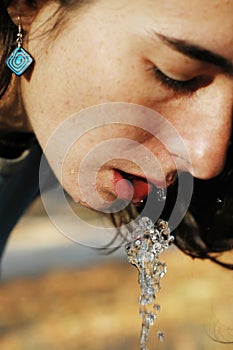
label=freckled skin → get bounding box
[3,0,233,209]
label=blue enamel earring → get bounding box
[6,17,34,76]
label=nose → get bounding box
[177,78,232,179]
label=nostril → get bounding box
[166,172,178,186]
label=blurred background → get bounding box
[0,197,232,350]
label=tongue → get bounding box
[131,179,151,202]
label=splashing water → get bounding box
[156,188,166,202]
[125,217,174,350]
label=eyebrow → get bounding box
[154,32,233,75]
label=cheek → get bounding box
[22,67,151,152]
[22,28,161,146]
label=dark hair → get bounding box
[1,0,233,268]
[167,143,233,269]
[0,0,17,98]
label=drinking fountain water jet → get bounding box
[125,216,174,350]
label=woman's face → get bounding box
[21,0,233,210]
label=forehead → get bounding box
[121,0,233,59]
[139,0,233,18]
[96,0,232,39]
[65,0,233,62]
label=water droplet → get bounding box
[156,188,166,201]
[157,262,167,278]
[135,237,142,245]
[157,330,165,342]
[153,304,161,313]
[138,217,154,231]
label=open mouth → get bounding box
[114,170,152,206]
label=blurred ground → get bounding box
[0,198,232,350]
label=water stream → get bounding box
[125,216,174,350]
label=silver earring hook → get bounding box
[16,16,23,48]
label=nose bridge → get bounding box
[183,82,232,179]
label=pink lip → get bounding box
[114,170,152,203]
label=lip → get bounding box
[113,170,153,203]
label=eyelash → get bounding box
[152,67,200,95]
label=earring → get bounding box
[6,16,34,76]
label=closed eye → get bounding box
[152,67,213,95]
